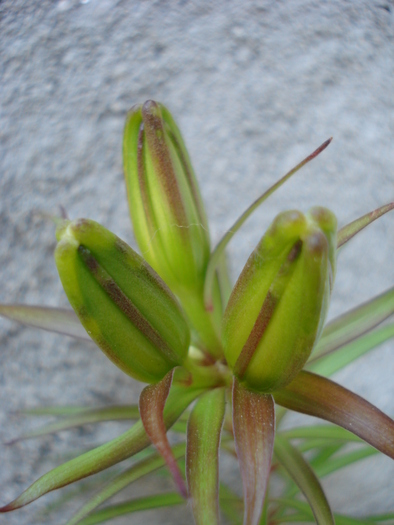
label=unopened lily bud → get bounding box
[222,207,337,393]
[55,219,190,384]
[123,100,210,294]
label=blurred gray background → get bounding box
[1,1,394,523]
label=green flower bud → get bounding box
[55,219,190,384]
[123,100,210,294]
[222,207,337,393]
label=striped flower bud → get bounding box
[222,207,337,393]
[55,219,190,384]
[123,100,210,294]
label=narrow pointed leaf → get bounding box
[314,446,377,478]
[274,371,394,458]
[0,381,204,512]
[6,406,142,445]
[186,387,226,525]
[66,443,186,525]
[76,493,184,525]
[219,484,243,525]
[281,424,362,442]
[311,286,394,361]
[233,378,275,525]
[273,498,394,525]
[308,322,394,377]
[298,440,344,455]
[337,202,394,248]
[275,436,335,525]
[139,369,188,498]
[204,138,332,309]
[284,446,377,499]
[0,304,89,341]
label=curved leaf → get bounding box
[308,322,394,377]
[275,436,334,525]
[76,492,184,525]
[0,304,89,341]
[274,371,394,459]
[232,378,275,525]
[0,381,204,512]
[203,138,332,309]
[311,286,394,361]
[280,424,362,442]
[66,443,186,525]
[186,387,226,525]
[337,203,394,248]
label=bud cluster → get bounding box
[55,101,336,393]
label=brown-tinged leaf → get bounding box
[273,371,394,458]
[233,378,275,525]
[139,369,188,498]
[186,387,226,525]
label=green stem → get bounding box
[178,287,224,360]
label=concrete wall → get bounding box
[1,1,393,523]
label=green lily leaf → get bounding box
[337,202,394,248]
[280,424,362,442]
[314,446,377,478]
[204,138,332,309]
[232,378,275,525]
[0,381,204,512]
[284,445,377,499]
[186,387,226,525]
[273,371,394,459]
[307,322,394,377]
[0,304,89,341]
[219,484,243,525]
[307,443,343,468]
[65,443,186,525]
[272,498,394,525]
[274,436,335,525]
[139,369,188,498]
[76,492,185,525]
[311,285,394,362]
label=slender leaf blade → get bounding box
[0,381,204,511]
[311,286,394,361]
[186,387,226,525]
[0,304,90,341]
[275,436,335,525]
[280,424,362,442]
[308,322,394,377]
[76,493,184,525]
[203,138,332,309]
[219,484,243,525]
[274,371,394,459]
[233,378,275,525]
[337,203,394,248]
[66,443,186,525]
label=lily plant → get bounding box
[1,100,394,525]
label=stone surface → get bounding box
[1,1,394,523]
